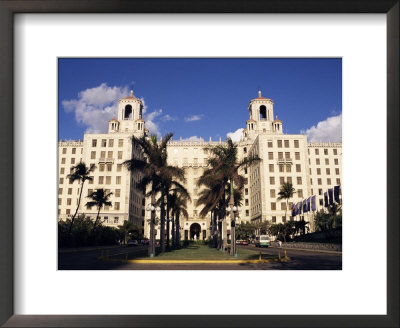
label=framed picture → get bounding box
[0,1,398,327]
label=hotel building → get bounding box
[58,90,342,239]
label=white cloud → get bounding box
[161,114,177,122]
[301,113,342,142]
[184,114,203,122]
[143,109,163,136]
[226,128,244,142]
[62,84,165,136]
[181,136,204,142]
[62,83,129,134]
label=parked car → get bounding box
[127,239,138,246]
[241,240,249,246]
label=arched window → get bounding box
[260,105,267,120]
[124,105,132,120]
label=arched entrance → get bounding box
[190,223,201,240]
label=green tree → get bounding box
[197,138,261,255]
[85,188,113,233]
[123,133,183,256]
[277,182,296,223]
[66,162,96,233]
[118,220,143,244]
[170,189,190,248]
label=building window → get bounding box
[91,151,96,159]
[317,168,321,175]
[99,164,105,172]
[68,188,72,195]
[269,164,274,172]
[246,210,249,216]
[279,165,284,173]
[244,168,248,174]
[333,149,338,155]
[107,164,112,172]
[297,177,302,184]
[335,168,340,175]
[243,147,247,153]
[336,178,341,184]
[334,158,339,165]
[109,139,114,147]
[277,140,282,148]
[118,139,123,147]
[297,189,303,198]
[327,178,331,185]
[58,188,63,195]
[315,149,319,155]
[268,152,273,160]
[271,202,276,210]
[59,178,64,184]
[287,177,292,184]
[269,177,275,185]
[106,176,111,185]
[294,140,299,148]
[325,158,329,165]
[72,148,76,154]
[286,164,291,172]
[106,151,112,158]
[114,202,120,210]
[268,140,273,148]
[284,140,289,148]
[318,188,323,195]
[319,199,323,206]
[116,176,121,184]
[66,209,71,215]
[278,152,283,160]
[61,158,66,164]
[282,216,286,223]
[316,158,320,165]
[98,176,104,184]
[101,151,106,158]
[88,189,93,196]
[60,168,65,174]
[326,168,330,175]
[114,217,119,223]
[88,177,93,184]
[285,152,290,159]
[245,188,248,195]
[67,198,72,205]
[310,178,313,185]
[270,189,275,198]
[324,149,328,155]
[318,178,322,185]
[118,151,123,159]
[58,198,62,205]
[104,216,108,223]
[62,148,67,154]
[117,164,122,172]
[101,139,106,147]
[280,177,285,185]
[281,203,286,210]
[92,139,97,147]
[272,216,276,223]
[296,164,301,172]
[295,152,300,160]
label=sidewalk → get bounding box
[58,244,123,254]
[267,244,342,255]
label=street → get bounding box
[58,244,342,270]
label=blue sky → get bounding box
[58,58,342,142]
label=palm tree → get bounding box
[85,188,113,233]
[170,189,190,248]
[123,133,184,256]
[277,182,296,223]
[197,138,261,254]
[67,162,96,233]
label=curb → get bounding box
[98,257,290,264]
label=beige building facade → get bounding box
[58,90,342,239]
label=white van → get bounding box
[255,235,270,247]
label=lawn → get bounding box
[109,244,276,261]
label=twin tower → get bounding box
[108,90,283,138]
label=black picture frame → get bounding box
[0,1,398,327]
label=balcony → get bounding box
[277,158,292,164]
[98,158,115,163]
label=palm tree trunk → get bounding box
[171,212,175,249]
[68,180,84,233]
[160,200,166,253]
[166,200,170,250]
[217,211,222,250]
[175,213,180,248]
[149,190,156,257]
